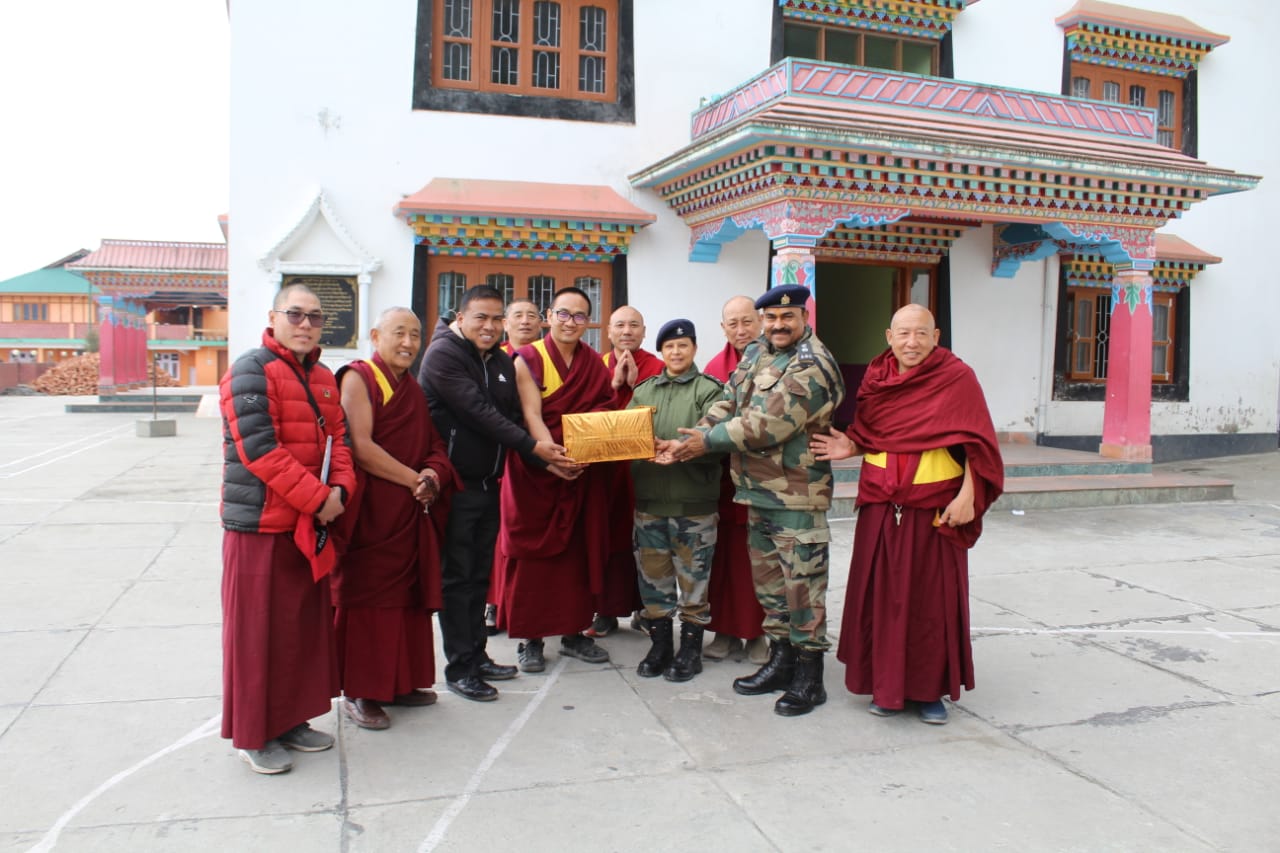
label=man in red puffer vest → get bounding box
[219,283,356,775]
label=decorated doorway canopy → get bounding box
[395,178,656,263]
[629,57,1259,273]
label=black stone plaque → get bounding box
[283,275,358,349]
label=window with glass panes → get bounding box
[427,258,612,351]
[434,0,616,100]
[1069,66,1181,150]
[783,22,936,75]
[1066,286,1177,384]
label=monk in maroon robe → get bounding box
[589,305,663,635]
[487,300,547,633]
[220,284,356,774]
[500,287,616,670]
[333,308,459,730]
[812,304,1003,725]
[702,295,768,662]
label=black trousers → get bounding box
[439,485,501,682]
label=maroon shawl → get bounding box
[332,354,459,609]
[702,342,741,384]
[603,347,663,408]
[849,347,1003,549]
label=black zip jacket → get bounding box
[418,319,544,490]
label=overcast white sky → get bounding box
[0,1,229,281]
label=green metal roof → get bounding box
[0,268,100,296]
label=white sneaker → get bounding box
[239,740,293,775]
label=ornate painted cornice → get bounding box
[406,216,643,263]
[632,59,1258,265]
[1057,1,1229,79]
[778,0,977,42]
[74,270,226,298]
[819,220,969,264]
[397,178,653,262]
[1064,254,1213,293]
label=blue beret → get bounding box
[656,318,696,349]
[755,284,811,310]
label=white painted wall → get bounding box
[231,0,1278,444]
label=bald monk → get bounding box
[603,305,663,408]
[811,304,1003,725]
[701,295,768,663]
[587,304,663,637]
[487,297,545,635]
[333,307,460,730]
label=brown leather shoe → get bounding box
[389,689,438,707]
[342,697,390,730]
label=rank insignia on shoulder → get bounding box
[796,341,815,365]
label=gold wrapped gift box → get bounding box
[561,406,655,463]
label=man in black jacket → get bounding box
[419,285,569,701]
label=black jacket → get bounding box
[418,319,542,490]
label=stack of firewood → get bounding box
[31,354,181,395]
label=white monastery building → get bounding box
[228,0,1277,460]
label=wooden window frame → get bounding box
[431,0,617,101]
[782,21,938,75]
[1066,286,1109,381]
[1069,63,1182,150]
[1150,291,1176,384]
[426,257,613,351]
[1066,285,1178,385]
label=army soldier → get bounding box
[662,284,844,716]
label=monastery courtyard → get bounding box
[0,395,1276,853]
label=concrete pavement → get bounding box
[0,396,1277,852]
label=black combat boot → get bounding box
[663,622,705,682]
[636,616,674,678]
[774,648,827,716]
[732,638,795,695]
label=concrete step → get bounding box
[65,401,200,414]
[831,456,1150,484]
[831,471,1233,517]
[98,393,205,404]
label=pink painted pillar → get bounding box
[1100,268,1154,461]
[123,300,139,388]
[771,246,818,325]
[134,301,149,387]
[97,295,119,395]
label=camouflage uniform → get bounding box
[630,366,724,625]
[634,512,717,624]
[696,327,845,651]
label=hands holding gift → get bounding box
[652,428,708,465]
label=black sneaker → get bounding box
[585,614,618,638]
[559,633,610,664]
[517,639,546,673]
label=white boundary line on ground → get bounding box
[27,714,221,853]
[0,425,134,479]
[418,657,568,853]
[0,497,217,507]
[973,626,1278,640]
